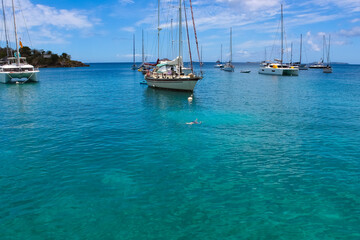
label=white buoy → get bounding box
[188,94,193,101]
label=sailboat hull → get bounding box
[258,67,298,76]
[145,76,201,91]
[0,70,39,84]
[323,67,333,73]
[222,67,234,72]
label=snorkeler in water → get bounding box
[186,119,202,125]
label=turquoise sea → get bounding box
[1,63,360,239]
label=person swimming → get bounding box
[186,119,202,125]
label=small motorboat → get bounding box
[240,70,251,73]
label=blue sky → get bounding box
[2,0,360,63]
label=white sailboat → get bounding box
[258,4,298,76]
[0,0,39,84]
[144,0,202,91]
[309,35,326,69]
[214,44,224,68]
[222,27,234,72]
[323,35,332,73]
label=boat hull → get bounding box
[0,71,39,84]
[309,65,326,69]
[222,67,234,72]
[145,76,200,91]
[214,64,224,68]
[258,67,298,76]
[323,68,333,73]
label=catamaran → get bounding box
[222,28,235,72]
[144,0,202,91]
[258,4,298,76]
[0,0,39,84]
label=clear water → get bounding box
[1,63,360,239]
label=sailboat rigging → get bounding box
[131,34,137,70]
[293,34,308,70]
[323,34,332,73]
[222,27,235,72]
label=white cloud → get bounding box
[306,31,321,52]
[351,18,360,23]
[14,0,93,29]
[121,27,136,32]
[340,27,360,37]
[119,0,135,5]
[0,0,95,45]
[215,0,280,12]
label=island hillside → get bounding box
[0,46,89,68]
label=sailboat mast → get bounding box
[201,45,202,64]
[322,35,325,62]
[265,47,267,61]
[133,34,135,66]
[2,0,9,57]
[280,4,283,65]
[230,27,232,63]
[300,34,302,64]
[328,35,331,65]
[142,29,144,64]
[157,0,160,60]
[11,0,20,66]
[178,0,182,75]
[290,42,293,64]
[221,44,222,62]
[171,18,173,59]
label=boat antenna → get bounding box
[178,0,182,76]
[1,0,10,57]
[183,0,193,72]
[280,4,283,66]
[11,0,20,66]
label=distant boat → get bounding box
[222,28,235,72]
[0,0,39,83]
[258,5,298,76]
[214,44,224,68]
[323,35,332,73]
[309,35,326,69]
[293,34,308,70]
[240,70,251,73]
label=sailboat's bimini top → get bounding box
[1,57,37,72]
